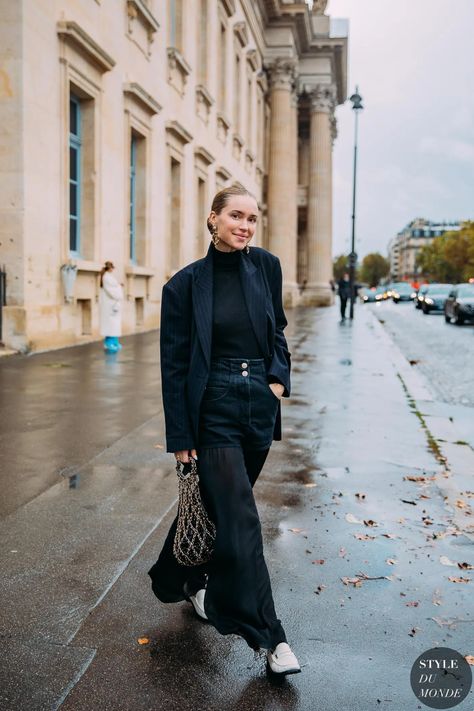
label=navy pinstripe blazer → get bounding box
[160,242,291,453]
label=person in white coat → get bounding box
[99,261,123,353]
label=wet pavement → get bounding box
[0,306,473,710]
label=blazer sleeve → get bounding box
[267,257,291,397]
[160,280,195,453]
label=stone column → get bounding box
[302,84,336,306]
[266,59,299,307]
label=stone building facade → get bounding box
[389,218,461,281]
[0,0,347,352]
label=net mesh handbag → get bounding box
[173,457,216,567]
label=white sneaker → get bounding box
[189,588,208,620]
[267,643,301,675]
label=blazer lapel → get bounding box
[192,243,214,369]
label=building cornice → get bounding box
[194,146,215,165]
[123,82,162,115]
[165,120,193,144]
[57,21,115,72]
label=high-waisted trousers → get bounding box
[148,357,286,651]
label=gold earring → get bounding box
[211,225,220,246]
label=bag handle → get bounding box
[175,457,197,480]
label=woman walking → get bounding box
[148,186,300,675]
[99,261,123,353]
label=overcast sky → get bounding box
[327,0,474,259]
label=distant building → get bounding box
[389,218,461,281]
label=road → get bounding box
[366,299,474,408]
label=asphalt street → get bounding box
[367,299,474,408]
[0,304,473,710]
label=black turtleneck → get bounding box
[211,243,263,359]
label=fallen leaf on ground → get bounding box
[458,562,474,570]
[153,444,164,449]
[363,519,378,527]
[455,499,468,509]
[386,558,398,565]
[404,475,436,482]
[358,572,391,581]
[381,533,397,539]
[312,559,325,565]
[431,617,470,629]
[439,556,458,567]
[304,483,317,488]
[288,528,305,534]
[406,601,419,607]
[137,637,150,645]
[345,513,363,524]
[448,576,471,583]
[354,533,376,540]
[341,577,363,587]
[419,494,431,500]
[432,589,443,606]
[422,517,434,526]
[465,655,474,665]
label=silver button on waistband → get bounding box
[242,370,248,377]
[241,362,248,368]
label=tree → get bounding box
[416,222,474,283]
[333,254,348,281]
[359,252,390,287]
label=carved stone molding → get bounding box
[196,84,214,124]
[123,82,161,115]
[57,21,115,72]
[233,21,248,48]
[246,49,259,72]
[194,146,215,166]
[266,58,297,91]
[219,0,235,18]
[312,0,328,15]
[216,165,232,181]
[126,0,159,57]
[167,47,191,96]
[165,120,193,145]
[309,84,336,113]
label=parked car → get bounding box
[414,284,431,309]
[421,284,453,314]
[444,283,474,324]
[392,283,416,303]
[361,287,385,303]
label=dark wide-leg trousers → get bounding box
[148,357,286,651]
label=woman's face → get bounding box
[209,194,259,252]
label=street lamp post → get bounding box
[349,87,363,320]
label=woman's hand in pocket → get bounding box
[268,382,284,400]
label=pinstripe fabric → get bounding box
[160,243,291,453]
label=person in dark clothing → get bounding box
[148,186,301,675]
[337,272,352,320]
